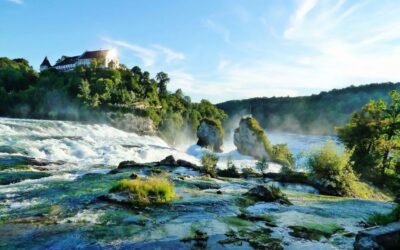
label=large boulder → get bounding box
[354,222,400,250]
[245,185,291,205]
[196,119,224,152]
[157,155,200,170]
[234,116,272,160]
[107,112,156,135]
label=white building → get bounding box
[40,49,119,72]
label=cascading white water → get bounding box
[0,117,200,171]
[0,117,394,250]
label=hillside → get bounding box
[0,57,226,144]
[217,83,400,134]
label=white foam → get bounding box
[60,209,105,224]
[0,117,199,170]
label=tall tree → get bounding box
[156,72,170,98]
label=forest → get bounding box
[217,82,400,134]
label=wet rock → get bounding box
[238,213,277,227]
[130,173,139,179]
[354,222,400,250]
[157,155,200,170]
[219,228,283,250]
[122,216,146,226]
[196,119,223,152]
[216,190,223,195]
[159,155,177,166]
[0,145,26,154]
[99,192,132,205]
[245,185,292,205]
[176,159,199,169]
[181,229,209,249]
[117,161,154,169]
[108,169,122,175]
[107,112,156,136]
[264,171,342,196]
[289,224,344,241]
[233,116,272,160]
[148,168,168,175]
[115,156,200,174]
[192,181,221,190]
[6,215,57,224]
[0,155,58,169]
[0,171,51,185]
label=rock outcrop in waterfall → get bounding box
[233,116,272,160]
[107,113,156,135]
[196,118,224,152]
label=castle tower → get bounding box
[40,56,51,71]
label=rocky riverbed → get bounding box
[0,118,395,249]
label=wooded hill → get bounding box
[217,83,400,134]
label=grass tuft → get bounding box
[110,177,176,205]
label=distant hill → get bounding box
[217,82,400,135]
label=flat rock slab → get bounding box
[354,222,400,250]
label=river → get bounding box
[0,117,394,249]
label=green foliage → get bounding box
[110,177,176,205]
[241,167,259,178]
[289,223,344,241]
[271,144,295,169]
[256,158,268,173]
[304,141,389,199]
[201,153,219,177]
[337,90,400,192]
[368,201,400,226]
[217,158,240,178]
[0,57,38,92]
[0,57,227,144]
[306,141,376,198]
[218,82,400,134]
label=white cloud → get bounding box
[102,37,185,67]
[203,19,231,43]
[6,0,23,4]
[103,1,400,103]
[152,44,185,63]
[284,0,318,38]
[102,37,157,66]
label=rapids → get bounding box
[0,117,394,249]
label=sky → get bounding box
[1,0,400,103]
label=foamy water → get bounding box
[0,117,200,169]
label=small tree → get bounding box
[217,157,240,178]
[306,141,358,196]
[256,157,268,173]
[201,153,219,177]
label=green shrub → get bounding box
[306,141,376,198]
[271,144,295,169]
[110,177,176,205]
[256,157,268,173]
[241,167,259,178]
[217,158,240,178]
[201,153,219,177]
[368,201,400,226]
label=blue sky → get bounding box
[1,0,400,103]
